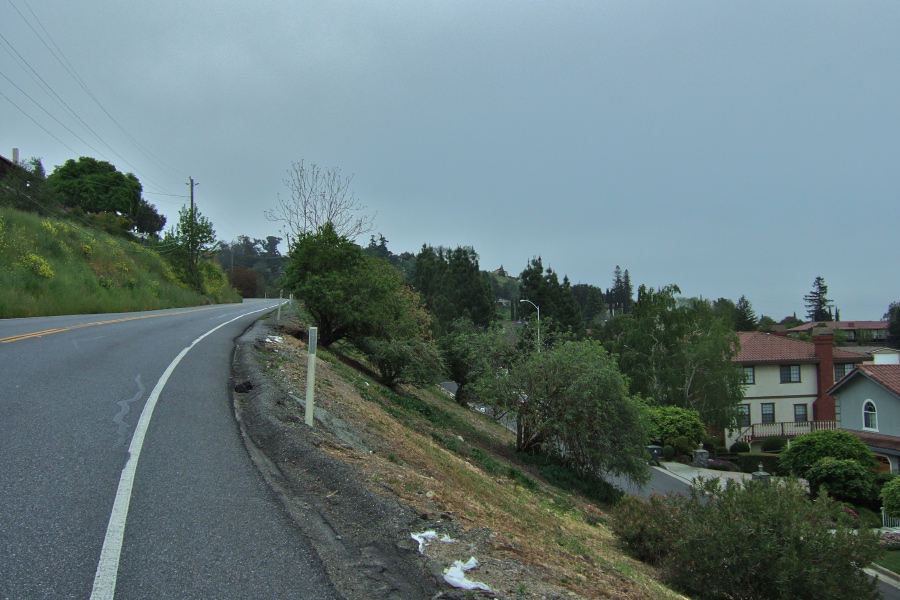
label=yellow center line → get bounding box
[0,305,234,344]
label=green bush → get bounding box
[760,436,787,453]
[806,457,878,506]
[701,434,721,454]
[672,435,695,458]
[780,430,878,479]
[883,477,900,518]
[729,441,750,453]
[648,406,705,446]
[736,452,786,475]
[610,478,882,600]
[661,444,675,461]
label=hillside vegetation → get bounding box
[0,206,239,318]
[255,314,683,600]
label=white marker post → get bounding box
[305,327,317,427]
[276,290,283,322]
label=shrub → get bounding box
[707,459,738,472]
[780,429,878,479]
[609,494,677,565]
[701,434,721,454]
[735,452,786,475]
[882,476,900,518]
[806,457,878,506]
[661,444,675,461]
[881,532,900,551]
[672,435,695,458]
[760,436,787,453]
[729,441,750,453]
[648,406,705,446]
[611,478,882,600]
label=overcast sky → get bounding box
[3,1,898,320]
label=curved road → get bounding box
[0,301,340,599]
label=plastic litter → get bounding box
[411,530,438,554]
[443,557,491,591]
[265,335,283,344]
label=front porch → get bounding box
[736,420,837,444]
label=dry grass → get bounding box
[264,323,684,600]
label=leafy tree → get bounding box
[162,205,218,293]
[757,314,777,332]
[805,457,877,505]
[438,318,495,406]
[265,160,375,243]
[474,338,651,484]
[412,245,495,334]
[610,285,744,429]
[884,301,900,349]
[228,266,263,298]
[734,295,757,331]
[882,477,900,517]
[611,478,881,600]
[779,429,878,480]
[571,283,605,327]
[804,276,833,322]
[648,406,705,446]
[517,257,583,336]
[282,222,437,376]
[780,313,804,330]
[46,156,165,235]
[712,297,737,329]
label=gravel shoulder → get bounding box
[232,317,436,600]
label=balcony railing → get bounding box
[737,420,837,442]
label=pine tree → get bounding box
[734,295,757,331]
[804,276,832,322]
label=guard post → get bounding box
[305,327,317,427]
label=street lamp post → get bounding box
[519,299,540,352]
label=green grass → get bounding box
[875,550,900,574]
[0,206,239,317]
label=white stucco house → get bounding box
[726,328,868,451]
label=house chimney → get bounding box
[771,325,788,337]
[12,148,19,164]
[812,327,835,421]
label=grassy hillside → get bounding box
[257,316,683,599]
[0,206,239,318]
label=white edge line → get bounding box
[89,304,275,600]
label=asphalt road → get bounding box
[0,301,340,600]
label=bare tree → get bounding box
[265,160,376,243]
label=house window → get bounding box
[743,366,755,385]
[864,401,878,430]
[738,404,750,428]
[761,403,775,425]
[780,365,801,383]
[834,364,854,380]
[794,404,808,423]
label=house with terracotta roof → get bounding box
[829,364,900,473]
[728,328,868,450]
[788,320,889,344]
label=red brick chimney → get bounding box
[812,327,835,421]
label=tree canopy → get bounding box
[46,156,165,235]
[412,244,496,335]
[518,257,583,337]
[610,284,744,429]
[474,338,651,484]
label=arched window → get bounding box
[863,401,878,431]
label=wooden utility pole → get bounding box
[187,177,198,287]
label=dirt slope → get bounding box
[231,314,680,600]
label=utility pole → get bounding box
[187,177,199,289]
